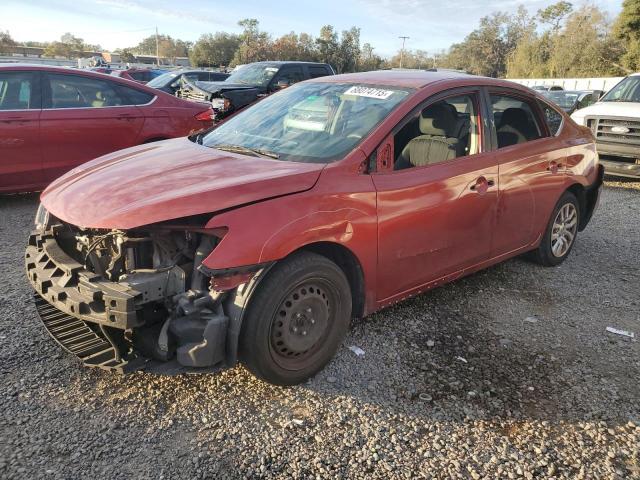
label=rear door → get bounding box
[0,70,43,192]
[39,72,146,183]
[373,88,499,302]
[270,66,305,90]
[306,65,333,79]
[488,89,567,257]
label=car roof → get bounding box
[308,70,529,90]
[0,63,166,90]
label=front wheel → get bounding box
[239,251,352,385]
[531,191,580,266]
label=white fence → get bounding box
[508,77,624,92]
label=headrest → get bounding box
[499,108,529,130]
[419,103,457,136]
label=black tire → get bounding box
[531,191,580,266]
[239,251,352,386]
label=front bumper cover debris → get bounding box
[26,228,230,374]
[26,229,144,330]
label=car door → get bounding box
[39,72,145,183]
[270,66,304,91]
[0,70,43,193]
[372,89,499,302]
[488,89,567,257]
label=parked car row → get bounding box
[177,61,335,120]
[24,70,603,384]
[539,89,601,115]
[0,64,215,193]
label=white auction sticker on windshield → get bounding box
[265,67,279,72]
[344,86,394,99]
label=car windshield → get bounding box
[225,64,280,86]
[201,82,413,163]
[147,72,178,87]
[601,76,640,103]
[541,91,580,109]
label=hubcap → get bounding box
[270,282,332,368]
[551,203,577,258]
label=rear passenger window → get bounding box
[309,66,331,78]
[538,100,563,136]
[491,94,543,148]
[0,72,35,110]
[47,74,125,109]
[394,94,481,170]
[117,86,154,105]
[275,67,304,85]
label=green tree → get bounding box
[133,34,188,62]
[43,33,85,59]
[316,25,339,68]
[389,49,435,70]
[335,27,360,73]
[190,32,240,67]
[115,47,136,63]
[613,0,640,71]
[548,6,624,77]
[0,30,16,54]
[233,18,272,65]
[359,42,384,71]
[537,1,573,31]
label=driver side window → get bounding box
[394,93,481,170]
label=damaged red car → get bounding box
[26,71,603,385]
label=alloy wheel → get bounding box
[551,203,578,258]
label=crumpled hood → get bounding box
[41,138,324,229]
[192,81,258,94]
[571,101,640,121]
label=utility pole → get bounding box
[155,26,160,66]
[398,36,409,69]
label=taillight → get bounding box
[195,108,214,121]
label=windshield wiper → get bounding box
[211,143,280,159]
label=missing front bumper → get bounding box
[26,228,231,374]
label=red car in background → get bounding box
[0,64,214,193]
[110,68,167,84]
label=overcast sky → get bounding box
[3,0,624,57]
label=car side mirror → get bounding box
[275,79,291,90]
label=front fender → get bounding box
[201,162,378,313]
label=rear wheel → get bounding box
[531,191,580,266]
[239,251,352,385]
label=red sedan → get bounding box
[1,64,213,193]
[26,71,602,384]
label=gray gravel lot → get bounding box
[1,182,639,479]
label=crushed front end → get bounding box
[25,207,242,374]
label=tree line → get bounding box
[391,0,639,77]
[1,0,638,77]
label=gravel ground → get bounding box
[1,181,639,479]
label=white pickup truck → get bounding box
[571,73,640,178]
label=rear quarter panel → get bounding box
[140,96,211,140]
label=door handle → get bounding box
[470,177,495,193]
[547,161,563,173]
